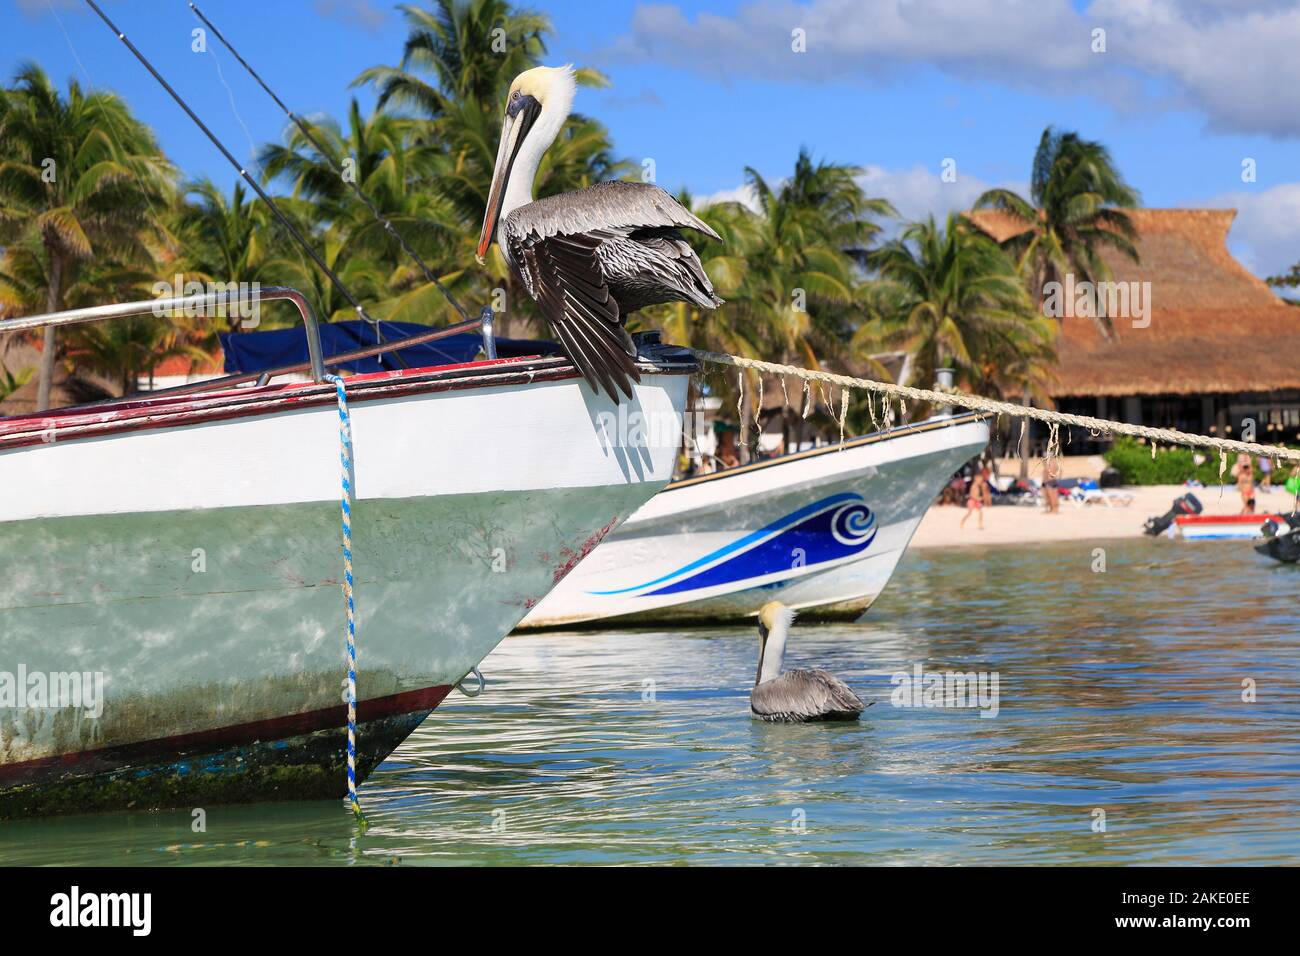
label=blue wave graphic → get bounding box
[592,492,876,597]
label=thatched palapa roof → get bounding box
[965,208,1300,397]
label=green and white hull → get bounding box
[0,352,691,816]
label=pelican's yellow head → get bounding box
[757,601,795,639]
[508,64,577,117]
[477,65,577,263]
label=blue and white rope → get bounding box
[324,373,364,823]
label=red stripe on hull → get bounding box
[0,357,587,449]
[1176,514,1281,525]
[0,684,451,788]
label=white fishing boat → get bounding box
[518,412,990,628]
[0,289,693,817]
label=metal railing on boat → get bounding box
[141,305,497,401]
[0,287,498,403]
[0,286,326,382]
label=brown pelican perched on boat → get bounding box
[751,601,866,723]
[476,65,724,400]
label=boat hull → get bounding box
[1255,527,1300,562]
[518,414,990,628]
[0,355,690,816]
[1175,515,1279,539]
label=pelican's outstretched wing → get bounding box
[751,669,865,723]
[513,230,640,400]
[507,181,721,243]
[502,182,721,400]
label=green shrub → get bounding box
[1102,436,1290,486]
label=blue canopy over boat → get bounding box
[219,320,561,375]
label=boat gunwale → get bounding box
[0,352,696,450]
[665,411,990,492]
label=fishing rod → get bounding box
[82,0,407,368]
[188,1,475,326]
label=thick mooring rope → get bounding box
[691,351,1300,464]
[323,374,365,825]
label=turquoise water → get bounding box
[4,537,1298,865]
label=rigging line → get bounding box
[56,0,358,358]
[44,0,169,245]
[692,350,1300,464]
[202,42,257,163]
[188,1,474,326]
[81,0,401,369]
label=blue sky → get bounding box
[8,0,1300,277]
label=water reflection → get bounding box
[3,537,1297,865]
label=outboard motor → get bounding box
[1143,492,1203,536]
[1255,513,1300,563]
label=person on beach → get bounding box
[941,474,965,506]
[960,469,987,530]
[715,428,741,470]
[1259,455,1272,492]
[1042,456,1062,514]
[1231,453,1256,514]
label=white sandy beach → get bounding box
[910,482,1295,550]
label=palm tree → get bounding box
[353,0,628,334]
[737,153,894,453]
[974,127,1138,471]
[0,63,174,409]
[740,150,895,368]
[647,193,760,355]
[64,306,205,396]
[974,127,1139,342]
[640,154,892,458]
[256,197,394,326]
[353,0,548,120]
[867,214,1051,419]
[257,102,472,324]
[0,362,33,401]
[175,180,266,284]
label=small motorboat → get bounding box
[517,412,990,628]
[1143,492,1202,535]
[1143,491,1282,540]
[0,288,693,817]
[1173,514,1283,539]
[1256,513,1300,562]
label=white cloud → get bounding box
[693,164,1300,287]
[1094,0,1300,136]
[601,88,666,111]
[695,182,761,212]
[856,164,1023,231]
[16,0,79,16]
[613,0,1090,85]
[695,163,1025,236]
[1202,183,1300,279]
[610,0,1300,137]
[313,0,386,32]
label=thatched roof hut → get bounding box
[966,208,1300,398]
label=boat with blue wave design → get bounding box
[518,412,989,627]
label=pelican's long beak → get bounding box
[477,94,541,264]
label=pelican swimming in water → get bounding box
[751,601,866,723]
[476,65,723,400]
